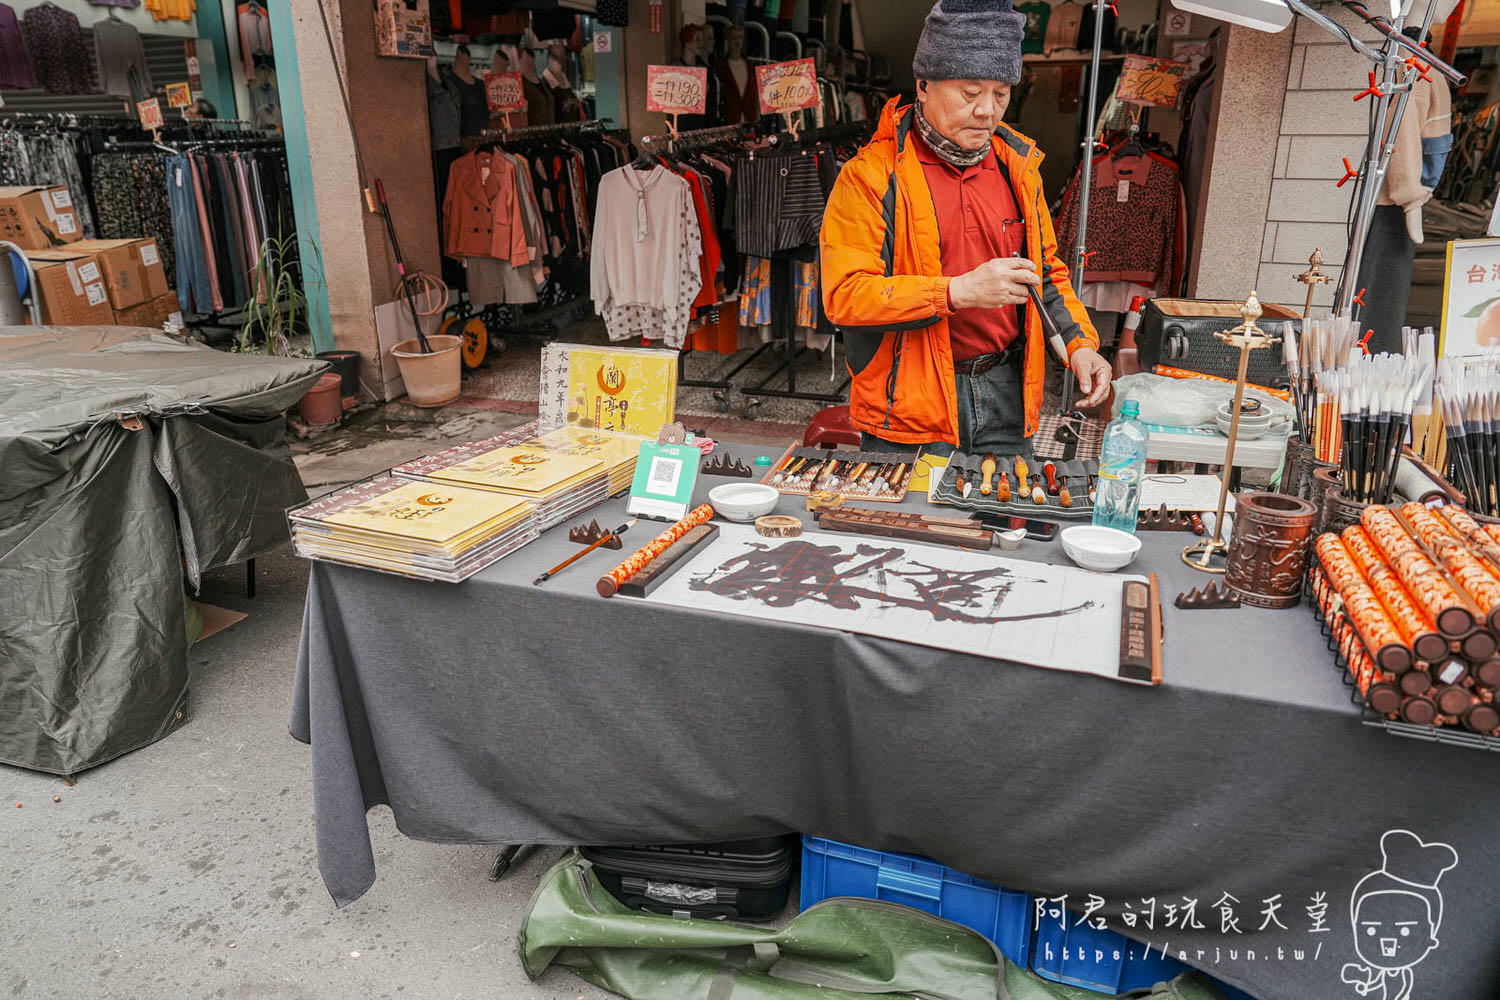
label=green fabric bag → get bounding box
[518,852,1232,1000]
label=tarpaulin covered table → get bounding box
[1,326,323,774]
[291,443,1500,1000]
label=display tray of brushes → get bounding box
[930,452,1097,520]
[761,446,919,502]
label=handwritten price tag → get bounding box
[646,65,708,115]
[485,71,525,112]
[756,58,819,115]
[136,98,164,130]
[1116,55,1188,108]
[165,82,192,109]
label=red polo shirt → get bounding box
[915,131,1027,361]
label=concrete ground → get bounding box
[2,549,622,1000]
[1,393,804,1000]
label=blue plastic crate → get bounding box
[799,836,1033,968]
[1032,902,1190,994]
[1031,902,1256,999]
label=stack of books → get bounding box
[514,425,642,496]
[290,476,539,583]
[395,441,609,530]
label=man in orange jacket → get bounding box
[820,0,1110,459]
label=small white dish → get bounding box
[1215,401,1274,440]
[708,482,779,522]
[1060,525,1143,572]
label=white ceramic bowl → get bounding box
[708,482,779,522]
[1060,525,1143,572]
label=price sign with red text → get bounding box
[646,65,708,115]
[165,82,192,109]
[756,58,819,115]
[1116,55,1188,108]
[485,71,525,112]
[137,98,164,130]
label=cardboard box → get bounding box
[0,186,82,249]
[25,249,116,326]
[70,238,170,309]
[114,291,181,331]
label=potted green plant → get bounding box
[238,229,319,357]
[239,232,342,425]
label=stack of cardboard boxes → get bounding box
[0,185,179,329]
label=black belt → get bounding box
[953,343,1023,377]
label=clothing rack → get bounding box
[2,112,262,131]
[478,118,615,142]
[636,118,873,409]
[638,122,753,155]
[103,137,284,153]
[633,122,756,395]
[737,118,874,414]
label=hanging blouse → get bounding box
[94,17,151,99]
[590,165,703,349]
[21,4,93,94]
[143,0,196,21]
[0,4,36,89]
[1055,148,1184,295]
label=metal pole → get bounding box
[1071,0,1107,291]
[1058,0,1108,410]
[1335,0,1440,315]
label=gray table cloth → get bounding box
[292,444,1500,1000]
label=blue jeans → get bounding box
[166,155,213,314]
[861,354,1034,461]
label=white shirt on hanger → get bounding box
[589,165,703,349]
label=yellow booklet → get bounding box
[563,347,678,437]
[523,426,642,468]
[424,446,604,496]
[324,481,531,546]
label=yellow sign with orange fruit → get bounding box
[1441,237,1500,356]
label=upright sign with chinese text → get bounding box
[646,65,708,116]
[756,58,819,115]
[136,99,163,131]
[486,71,526,113]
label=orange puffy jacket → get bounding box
[820,99,1098,447]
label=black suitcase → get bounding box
[1136,298,1298,386]
[580,836,796,920]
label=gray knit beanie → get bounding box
[911,0,1026,85]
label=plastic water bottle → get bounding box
[1093,400,1148,533]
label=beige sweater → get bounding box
[1379,73,1453,243]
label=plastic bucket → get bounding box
[391,334,462,407]
[315,349,361,398]
[298,372,344,426]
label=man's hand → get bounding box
[948,257,1040,310]
[1070,347,1112,408]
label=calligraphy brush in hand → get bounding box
[534,520,636,586]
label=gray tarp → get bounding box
[1,326,324,775]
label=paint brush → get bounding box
[1283,322,1303,440]
[535,521,635,585]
